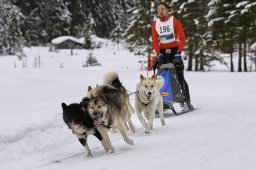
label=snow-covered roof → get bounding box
[78,35,107,44]
[51,36,83,45]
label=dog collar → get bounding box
[84,126,95,131]
[81,106,87,112]
[136,91,152,106]
[101,124,111,129]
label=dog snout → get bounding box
[93,112,101,117]
[148,92,152,96]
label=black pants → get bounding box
[160,47,191,101]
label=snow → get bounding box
[236,1,249,8]
[194,19,199,25]
[51,36,83,45]
[1,40,256,170]
[188,0,195,3]
[78,35,108,44]
[250,42,256,50]
[245,2,256,9]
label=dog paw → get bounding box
[125,138,134,145]
[144,129,151,133]
[86,152,92,157]
[145,124,152,132]
[107,150,114,154]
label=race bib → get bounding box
[155,16,176,44]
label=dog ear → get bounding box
[80,101,86,107]
[61,103,68,111]
[81,97,90,106]
[88,86,92,92]
[140,74,145,80]
[151,74,156,80]
[82,97,90,102]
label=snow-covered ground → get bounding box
[0,40,256,170]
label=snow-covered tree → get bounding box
[83,13,95,49]
[172,0,210,71]
[13,0,71,45]
[124,0,157,55]
[208,0,256,72]
[0,0,24,55]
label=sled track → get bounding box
[24,134,130,170]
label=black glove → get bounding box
[153,57,161,69]
[157,52,165,60]
[173,52,182,66]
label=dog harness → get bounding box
[136,90,154,106]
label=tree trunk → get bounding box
[243,41,247,72]
[187,44,193,71]
[230,49,234,72]
[254,51,256,71]
[195,55,199,71]
[194,43,198,71]
[199,50,204,71]
[230,32,234,72]
[238,41,242,72]
[255,52,256,72]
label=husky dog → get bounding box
[135,74,165,133]
[86,72,135,145]
[61,100,114,157]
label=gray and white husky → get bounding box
[135,74,165,133]
[86,72,135,146]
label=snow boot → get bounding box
[185,100,194,110]
[180,102,189,112]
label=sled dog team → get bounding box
[61,72,165,157]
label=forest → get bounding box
[0,0,256,71]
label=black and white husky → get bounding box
[61,100,114,157]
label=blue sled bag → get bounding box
[157,63,184,104]
[159,69,173,102]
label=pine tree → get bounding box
[208,0,256,72]
[124,0,157,55]
[42,0,71,43]
[172,0,210,71]
[64,0,87,37]
[207,0,238,72]
[14,0,71,45]
[0,0,24,55]
[235,0,256,72]
[83,13,95,49]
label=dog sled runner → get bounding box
[157,63,194,115]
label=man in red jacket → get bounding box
[152,2,193,110]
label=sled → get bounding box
[155,107,198,118]
[156,63,189,115]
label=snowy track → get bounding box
[1,45,256,170]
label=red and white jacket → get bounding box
[151,16,186,53]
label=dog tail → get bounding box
[156,75,165,89]
[103,72,122,89]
